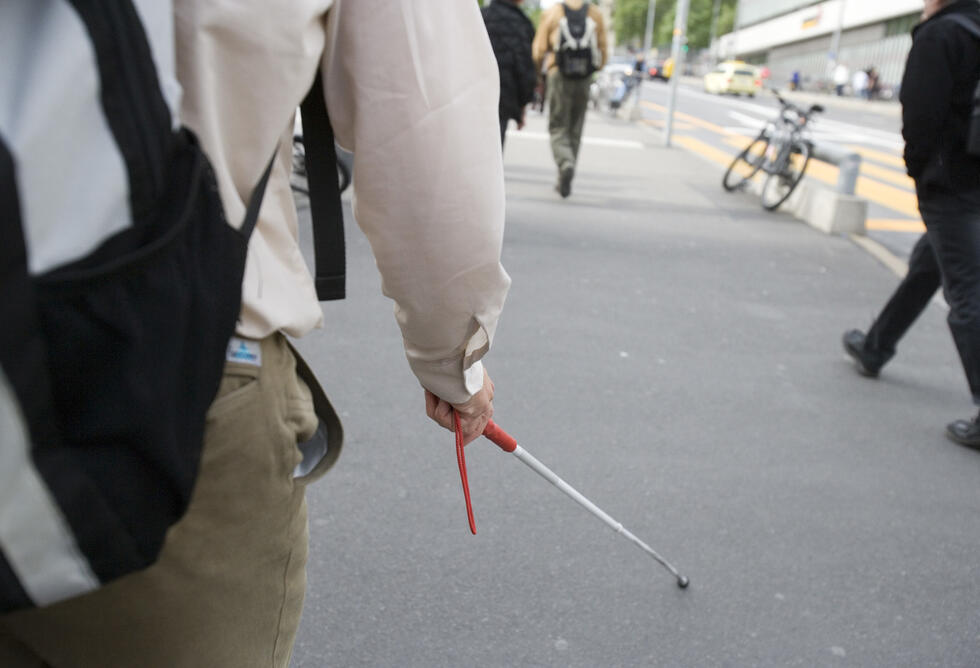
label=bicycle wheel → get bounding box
[723,132,769,192]
[760,140,810,211]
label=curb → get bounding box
[849,233,908,277]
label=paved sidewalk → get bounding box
[290,109,980,667]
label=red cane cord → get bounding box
[454,411,477,535]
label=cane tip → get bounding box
[677,575,690,589]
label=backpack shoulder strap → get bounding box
[238,152,275,241]
[300,71,346,302]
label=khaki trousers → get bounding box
[0,334,318,668]
[546,68,592,174]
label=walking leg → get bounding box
[922,203,980,404]
[567,78,591,162]
[865,233,942,356]
[547,70,574,173]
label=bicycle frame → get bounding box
[763,99,816,175]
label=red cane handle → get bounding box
[454,411,477,535]
[483,420,518,453]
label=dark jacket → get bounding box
[901,0,980,199]
[482,0,537,122]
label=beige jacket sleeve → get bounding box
[322,0,511,405]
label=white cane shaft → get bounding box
[513,445,623,532]
[511,445,681,578]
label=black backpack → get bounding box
[556,3,599,80]
[0,1,273,613]
[941,14,980,157]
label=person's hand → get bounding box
[425,368,494,446]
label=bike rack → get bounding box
[810,143,862,195]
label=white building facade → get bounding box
[716,0,924,92]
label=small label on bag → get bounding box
[226,337,262,367]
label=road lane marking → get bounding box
[641,119,695,130]
[866,218,925,232]
[682,134,920,218]
[719,135,918,213]
[859,162,915,190]
[727,110,767,129]
[509,131,643,149]
[803,160,920,217]
[650,85,904,149]
[641,101,732,135]
[722,135,911,190]
[672,134,739,168]
[844,145,906,169]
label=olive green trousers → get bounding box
[546,68,593,174]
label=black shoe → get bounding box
[946,410,980,449]
[558,166,574,198]
[842,329,892,378]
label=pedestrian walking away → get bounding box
[852,67,869,99]
[845,0,980,451]
[0,1,510,666]
[482,0,538,148]
[533,0,608,198]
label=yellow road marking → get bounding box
[672,134,740,168]
[845,145,906,170]
[641,101,731,135]
[723,135,761,151]
[723,136,912,190]
[684,134,921,218]
[641,118,695,131]
[646,103,919,218]
[859,162,915,191]
[866,218,925,232]
[801,159,920,217]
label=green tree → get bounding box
[612,0,649,46]
[614,0,737,50]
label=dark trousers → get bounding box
[499,114,509,148]
[866,233,941,355]
[921,196,980,404]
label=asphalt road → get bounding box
[634,79,922,264]
[288,109,979,667]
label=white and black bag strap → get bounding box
[0,0,272,613]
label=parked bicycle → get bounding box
[722,92,824,211]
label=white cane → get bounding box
[480,421,689,589]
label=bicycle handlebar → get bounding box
[771,89,823,127]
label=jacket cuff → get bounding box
[410,358,484,406]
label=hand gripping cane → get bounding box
[454,417,689,589]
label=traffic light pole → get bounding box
[642,0,656,57]
[663,0,691,148]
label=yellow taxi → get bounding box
[703,61,762,97]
